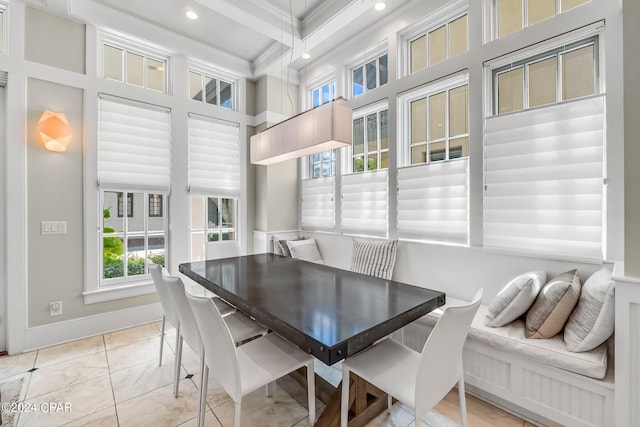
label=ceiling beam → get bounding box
[193,0,302,47]
[253,0,377,77]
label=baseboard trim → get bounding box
[24,302,163,352]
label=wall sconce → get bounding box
[37,110,72,152]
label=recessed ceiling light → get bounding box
[185,10,198,20]
[374,2,386,11]
[302,53,311,59]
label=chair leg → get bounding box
[387,393,392,414]
[197,356,208,427]
[234,400,242,427]
[340,367,350,427]
[458,376,468,427]
[306,361,316,426]
[174,325,183,398]
[158,314,166,367]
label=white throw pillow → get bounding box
[564,268,615,352]
[485,271,546,327]
[287,238,324,264]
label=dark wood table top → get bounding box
[179,253,445,365]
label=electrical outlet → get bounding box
[50,301,63,316]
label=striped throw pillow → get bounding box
[350,238,398,280]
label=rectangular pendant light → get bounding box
[250,98,352,165]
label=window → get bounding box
[352,109,389,173]
[312,80,336,108]
[409,84,468,165]
[101,37,167,92]
[190,196,237,260]
[187,115,241,260]
[189,70,235,110]
[397,74,470,245]
[494,38,597,114]
[0,8,5,54]
[496,0,591,39]
[351,53,388,97]
[309,79,337,178]
[409,14,468,73]
[149,194,163,217]
[117,192,133,218]
[102,191,167,280]
[97,96,171,286]
[484,32,605,260]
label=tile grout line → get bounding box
[103,333,121,427]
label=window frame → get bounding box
[188,62,238,111]
[491,36,600,115]
[343,100,389,175]
[398,73,469,168]
[398,0,468,77]
[0,1,8,55]
[351,108,389,173]
[307,78,337,179]
[98,29,170,93]
[100,190,168,287]
[189,195,238,261]
[346,41,388,98]
[492,0,592,40]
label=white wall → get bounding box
[297,0,625,274]
[0,86,5,351]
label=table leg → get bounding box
[291,370,390,427]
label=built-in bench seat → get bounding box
[400,297,615,427]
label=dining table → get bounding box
[179,253,445,426]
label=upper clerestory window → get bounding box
[100,30,169,93]
[496,0,591,39]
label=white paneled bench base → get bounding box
[401,298,614,427]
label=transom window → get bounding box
[494,38,597,115]
[312,80,336,108]
[409,83,469,165]
[352,108,389,173]
[102,43,167,92]
[309,79,337,178]
[352,53,388,97]
[189,70,235,110]
[409,14,468,73]
[496,0,591,39]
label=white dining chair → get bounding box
[186,292,317,427]
[162,274,268,426]
[148,263,236,366]
[340,289,483,427]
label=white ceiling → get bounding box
[30,0,411,78]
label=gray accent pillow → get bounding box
[350,238,398,280]
[564,268,615,352]
[525,270,581,339]
[287,238,323,264]
[485,271,546,327]
[273,238,305,257]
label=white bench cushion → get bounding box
[416,298,608,379]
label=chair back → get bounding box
[163,275,203,357]
[414,289,483,420]
[148,263,178,326]
[186,292,242,401]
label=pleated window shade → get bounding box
[341,170,388,237]
[301,176,335,230]
[188,115,240,197]
[397,158,469,244]
[98,96,171,192]
[484,95,605,260]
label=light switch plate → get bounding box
[41,221,67,235]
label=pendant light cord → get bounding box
[286,0,294,115]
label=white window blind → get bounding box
[397,158,469,244]
[341,170,388,237]
[484,95,605,260]
[301,176,335,230]
[98,96,171,192]
[188,115,240,196]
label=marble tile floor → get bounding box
[0,322,532,427]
